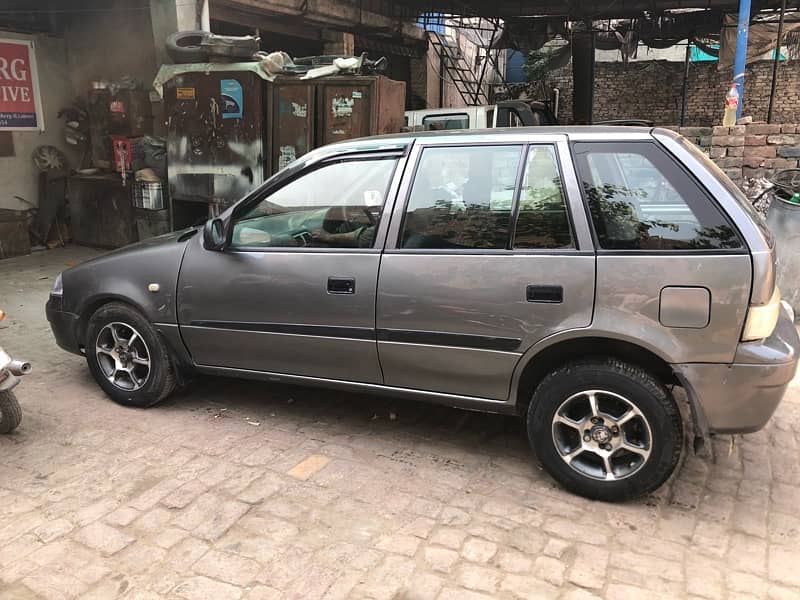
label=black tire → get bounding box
[165,31,209,64]
[85,302,175,408]
[0,390,22,433]
[527,359,682,502]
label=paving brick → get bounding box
[286,454,331,480]
[439,587,497,600]
[500,574,559,599]
[166,537,211,571]
[430,527,468,549]
[769,545,800,587]
[191,549,261,586]
[399,572,444,599]
[173,575,243,600]
[243,585,282,600]
[457,563,501,592]
[374,533,421,557]
[74,521,134,556]
[161,479,208,510]
[104,506,140,527]
[534,555,566,586]
[461,538,498,563]
[173,492,250,541]
[32,518,73,544]
[424,546,460,573]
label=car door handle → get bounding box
[527,285,563,303]
[328,277,355,294]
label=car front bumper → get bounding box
[46,295,82,356]
[675,305,799,434]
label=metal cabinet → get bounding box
[165,71,405,228]
[267,75,405,175]
[163,70,266,222]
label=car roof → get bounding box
[333,126,658,150]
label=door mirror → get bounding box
[203,218,227,251]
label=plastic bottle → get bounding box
[789,192,800,204]
[722,83,739,127]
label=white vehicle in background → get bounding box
[405,100,655,132]
[404,100,558,131]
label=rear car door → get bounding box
[177,147,407,383]
[376,135,596,401]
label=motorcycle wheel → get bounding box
[0,389,22,433]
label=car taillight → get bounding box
[742,287,781,342]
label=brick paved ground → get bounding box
[1,246,799,600]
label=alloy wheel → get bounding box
[551,389,652,481]
[95,322,151,391]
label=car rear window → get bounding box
[572,141,744,251]
[422,113,469,131]
[673,134,773,246]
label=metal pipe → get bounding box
[733,0,752,120]
[201,0,210,32]
[767,0,787,123]
[8,360,31,376]
[553,88,560,120]
[589,24,595,124]
[680,41,691,126]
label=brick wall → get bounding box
[548,59,800,126]
[674,123,800,183]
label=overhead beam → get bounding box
[211,4,322,39]
[389,0,780,19]
[214,0,425,39]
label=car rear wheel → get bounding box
[86,302,175,407]
[527,359,682,501]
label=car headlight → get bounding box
[51,272,63,297]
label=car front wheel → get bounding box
[85,302,175,407]
[528,359,683,501]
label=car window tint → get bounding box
[231,158,396,249]
[514,146,574,249]
[422,113,469,130]
[573,142,743,250]
[400,145,522,250]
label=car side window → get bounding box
[399,145,522,250]
[514,146,574,249]
[230,158,397,249]
[573,142,743,250]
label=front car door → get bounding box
[376,133,596,404]
[177,145,408,384]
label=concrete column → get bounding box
[150,0,199,67]
[323,30,355,56]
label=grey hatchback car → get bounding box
[47,127,799,501]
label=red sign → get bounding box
[0,39,42,130]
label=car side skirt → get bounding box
[193,364,518,415]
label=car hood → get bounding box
[61,228,199,324]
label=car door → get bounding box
[177,147,407,384]
[376,135,596,401]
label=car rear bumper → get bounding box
[46,295,82,356]
[675,305,799,434]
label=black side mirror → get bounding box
[203,218,227,251]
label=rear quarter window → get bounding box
[572,141,744,251]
